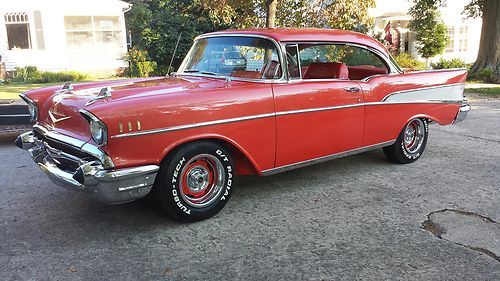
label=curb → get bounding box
[0,125,30,142]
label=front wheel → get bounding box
[155,141,235,222]
[383,118,428,164]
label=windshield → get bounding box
[178,36,282,80]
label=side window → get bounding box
[285,45,300,79]
[341,47,389,80]
[297,44,389,80]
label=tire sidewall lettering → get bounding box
[400,119,427,160]
[170,148,234,215]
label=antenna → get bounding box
[167,33,182,75]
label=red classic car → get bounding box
[16,28,470,221]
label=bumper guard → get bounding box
[16,130,159,204]
[453,103,471,124]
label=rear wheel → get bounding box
[155,141,235,222]
[383,118,428,164]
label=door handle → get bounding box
[344,87,361,93]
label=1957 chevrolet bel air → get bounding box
[16,28,470,221]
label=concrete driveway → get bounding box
[1,97,499,280]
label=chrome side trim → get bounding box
[404,68,468,74]
[276,103,364,116]
[382,83,465,103]
[111,112,275,139]
[261,140,396,176]
[110,100,462,139]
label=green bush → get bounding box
[393,53,427,71]
[123,48,157,77]
[468,67,496,83]
[10,66,89,83]
[431,58,471,69]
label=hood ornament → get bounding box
[53,82,74,105]
[86,87,112,106]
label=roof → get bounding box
[202,28,389,56]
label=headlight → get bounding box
[80,110,108,146]
[19,93,38,122]
[90,119,106,144]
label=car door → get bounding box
[272,43,365,168]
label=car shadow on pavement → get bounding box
[2,142,394,249]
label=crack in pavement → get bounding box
[422,209,500,263]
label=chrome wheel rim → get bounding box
[403,119,425,154]
[179,154,225,208]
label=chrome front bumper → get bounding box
[453,103,471,124]
[16,130,159,204]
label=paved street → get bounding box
[1,97,499,281]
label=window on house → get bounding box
[4,12,31,50]
[64,16,122,48]
[65,16,93,47]
[94,16,122,46]
[459,26,468,52]
[445,27,454,53]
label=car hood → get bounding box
[36,76,226,144]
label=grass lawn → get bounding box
[0,83,61,100]
[464,87,500,97]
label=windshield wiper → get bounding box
[183,69,221,77]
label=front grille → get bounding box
[33,129,97,172]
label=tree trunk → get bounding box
[266,0,277,28]
[470,0,500,82]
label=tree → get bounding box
[463,0,499,82]
[266,0,277,28]
[408,0,448,60]
[125,0,228,74]
[195,0,375,31]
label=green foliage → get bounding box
[468,67,496,83]
[125,0,228,75]
[125,0,376,74]
[123,47,157,77]
[393,53,427,70]
[431,58,471,69]
[463,0,484,18]
[408,0,449,59]
[195,0,375,31]
[464,86,500,97]
[10,66,89,83]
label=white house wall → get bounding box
[0,0,130,73]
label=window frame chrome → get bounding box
[281,41,402,83]
[177,34,287,84]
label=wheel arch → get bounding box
[405,113,440,126]
[159,134,262,176]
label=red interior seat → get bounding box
[303,62,349,79]
[347,65,388,80]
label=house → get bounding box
[0,0,131,75]
[370,0,482,63]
